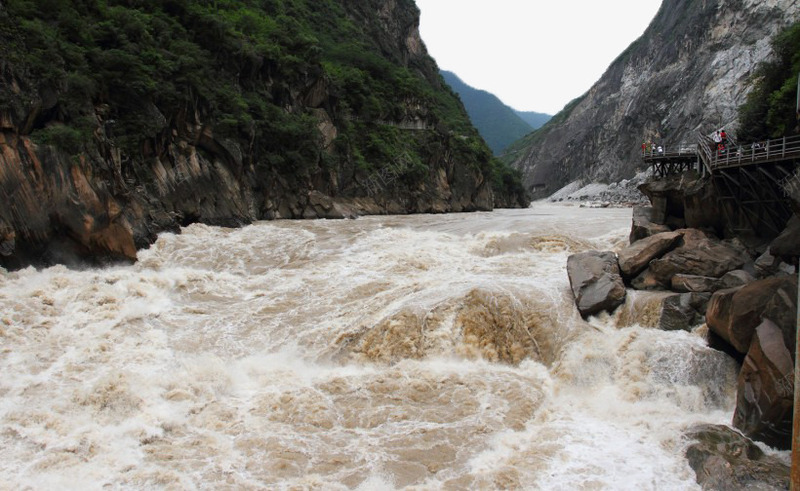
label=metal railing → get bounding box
[641,143,698,159]
[644,133,800,176]
[707,133,800,169]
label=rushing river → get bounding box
[0,203,744,489]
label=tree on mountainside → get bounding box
[737,21,800,141]
[0,0,527,205]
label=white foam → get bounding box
[0,205,749,489]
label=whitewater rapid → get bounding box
[0,203,740,489]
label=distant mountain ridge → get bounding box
[514,111,551,130]
[440,70,550,155]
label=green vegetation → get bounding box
[0,0,525,203]
[440,70,533,155]
[737,21,800,141]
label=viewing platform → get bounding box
[643,134,800,237]
[642,144,699,177]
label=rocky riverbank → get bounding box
[565,175,799,488]
[546,171,651,208]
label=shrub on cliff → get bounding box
[737,21,800,141]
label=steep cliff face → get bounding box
[0,0,525,270]
[505,0,800,197]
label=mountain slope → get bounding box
[514,110,551,130]
[0,0,527,269]
[503,0,800,198]
[440,70,534,155]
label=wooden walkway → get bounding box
[641,144,698,177]
[643,134,800,237]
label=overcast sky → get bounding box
[415,0,663,115]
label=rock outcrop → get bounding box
[671,269,755,293]
[706,276,798,355]
[638,173,724,234]
[684,424,790,489]
[658,292,710,331]
[504,0,800,198]
[629,205,671,243]
[733,319,795,450]
[770,215,800,263]
[647,230,751,287]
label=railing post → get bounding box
[793,264,800,490]
[783,136,787,158]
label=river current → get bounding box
[0,203,744,489]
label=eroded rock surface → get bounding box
[567,251,627,318]
[685,424,790,490]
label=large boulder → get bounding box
[733,319,795,450]
[648,229,751,288]
[670,269,755,293]
[567,251,627,318]
[629,205,671,243]
[617,231,683,279]
[684,424,790,489]
[770,214,800,264]
[659,292,710,331]
[754,249,784,278]
[670,274,721,293]
[630,268,663,291]
[719,269,756,289]
[705,276,798,354]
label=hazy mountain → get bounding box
[441,70,543,155]
[514,111,551,130]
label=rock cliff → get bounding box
[0,0,527,270]
[504,0,800,198]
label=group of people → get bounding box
[641,128,776,162]
[641,140,663,155]
[712,128,729,155]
